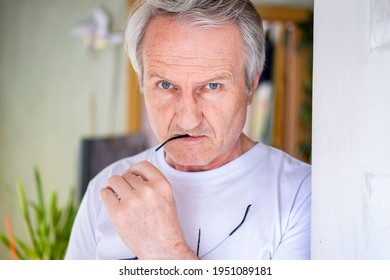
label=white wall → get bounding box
[0,0,127,259]
[312,0,390,259]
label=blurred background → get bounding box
[0,0,313,259]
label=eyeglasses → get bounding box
[120,204,251,260]
[196,204,251,258]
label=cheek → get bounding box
[144,94,171,138]
[217,95,248,124]
[203,97,247,140]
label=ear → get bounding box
[247,70,262,105]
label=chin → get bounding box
[166,150,216,171]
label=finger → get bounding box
[104,175,134,200]
[122,170,146,190]
[99,187,120,213]
[129,161,166,182]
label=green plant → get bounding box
[0,168,78,259]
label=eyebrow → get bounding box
[200,72,234,84]
[146,71,234,85]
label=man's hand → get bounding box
[99,161,197,260]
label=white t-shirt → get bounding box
[65,142,311,260]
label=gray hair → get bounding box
[125,0,265,92]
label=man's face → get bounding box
[141,16,257,171]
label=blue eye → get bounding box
[159,81,172,89]
[207,83,220,90]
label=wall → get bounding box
[312,0,390,259]
[0,0,127,259]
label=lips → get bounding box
[181,135,202,141]
[155,134,190,151]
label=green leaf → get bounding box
[13,235,40,260]
[0,232,26,260]
[1,168,79,259]
[16,181,38,251]
[34,167,46,215]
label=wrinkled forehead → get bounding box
[141,16,246,69]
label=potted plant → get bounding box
[0,168,78,259]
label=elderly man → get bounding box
[65,0,311,260]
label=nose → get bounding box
[175,92,203,131]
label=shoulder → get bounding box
[258,142,311,182]
[252,142,311,202]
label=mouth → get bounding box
[155,134,190,152]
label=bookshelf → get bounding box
[246,6,313,162]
